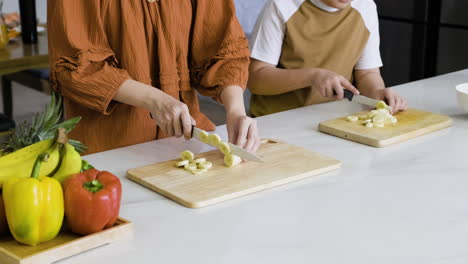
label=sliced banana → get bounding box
[180,150,194,161]
[224,154,242,168]
[375,101,388,109]
[176,160,189,167]
[184,163,197,171]
[218,141,231,155]
[197,161,213,170]
[208,134,222,147]
[346,116,358,122]
[374,122,385,128]
[389,116,398,124]
[199,130,210,143]
[191,168,208,175]
[194,158,206,164]
[365,122,374,128]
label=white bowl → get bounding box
[456,83,468,112]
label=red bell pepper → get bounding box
[0,194,7,235]
[63,169,122,235]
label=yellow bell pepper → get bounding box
[3,152,64,246]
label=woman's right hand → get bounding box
[309,68,360,99]
[148,90,194,140]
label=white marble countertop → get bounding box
[61,70,468,264]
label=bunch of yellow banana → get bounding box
[0,139,60,187]
[52,142,82,183]
[0,138,83,187]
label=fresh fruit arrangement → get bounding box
[175,131,243,175]
[346,100,398,128]
[0,93,122,246]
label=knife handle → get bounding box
[190,125,195,138]
[343,90,354,101]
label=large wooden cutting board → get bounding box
[318,108,452,147]
[127,139,341,208]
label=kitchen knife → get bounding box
[343,90,393,112]
[191,126,265,163]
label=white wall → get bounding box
[3,0,47,23]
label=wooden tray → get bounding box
[318,108,452,147]
[0,217,133,264]
[127,139,341,208]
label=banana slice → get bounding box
[224,154,242,168]
[197,161,213,170]
[374,122,385,128]
[365,122,374,128]
[346,116,358,122]
[180,150,194,161]
[375,101,388,109]
[184,163,197,171]
[208,134,221,147]
[191,168,208,175]
[176,160,189,167]
[389,116,398,124]
[368,110,378,118]
[218,141,231,155]
[199,130,209,144]
[194,158,206,164]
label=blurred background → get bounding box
[1,0,467,134]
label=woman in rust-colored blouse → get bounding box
[47,0,260,154]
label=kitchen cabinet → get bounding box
[437,27,468,75]
[440,0,468,27]
[379,20,426,86]
[375,0,429,22]
[376,0,468,86]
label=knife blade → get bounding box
[343,90,393,112]
[191,126,265,163]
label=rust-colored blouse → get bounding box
[47,0,249,154]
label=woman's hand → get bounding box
[310,68,360,99]
[149,91,194,139]
[226,112,260,152]
[221,85,261,153]
[364,88,408,114]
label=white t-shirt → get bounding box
[249,0,383,70]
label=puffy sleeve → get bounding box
[190,0,250,102]
[47,0,130,115]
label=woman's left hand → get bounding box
[226,112,261,153]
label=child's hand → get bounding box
[365,88,408,114]
[310,68,360,99]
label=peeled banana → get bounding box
[224,154,241,168]
[208,134,221,147]
[218,142,231,155]
[346,101,398,128]
[0,139,60,187]
[199,130,209,144]
[52,143,82,183]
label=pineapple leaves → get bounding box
[1,92,87,154]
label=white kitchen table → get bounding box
[61,70,468,264]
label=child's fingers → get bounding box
[333,83,344,100]
[340,78,359,95]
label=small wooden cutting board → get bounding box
[127,139,341,208]
[318,108,452,147]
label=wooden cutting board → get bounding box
[127,139,341,208]
[318,108,452,147]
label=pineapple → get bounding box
[0,92,86,155]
